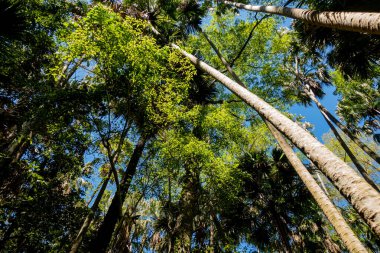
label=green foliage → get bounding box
[322,130,379,180]
[1,1,377,252]
[55,5,196,132]
[331,70,380,134]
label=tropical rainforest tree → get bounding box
[1,0,379,252]
[174,43,380,238]
[197,13,367,250]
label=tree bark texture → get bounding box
[173,43,380,237]
[224,1,380,35]
[267,123,368,253]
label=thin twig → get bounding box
[230,14,269,68]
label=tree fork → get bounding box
[89,135,147,252]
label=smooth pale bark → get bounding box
[315,170,329,196]
[267,123,368,253]
[173,43,380,237]
[224,1,380,35]
[304,86,380,165]
[202,35,367,251]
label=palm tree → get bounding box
[287,55,380,165]
[221,149,341,252]
[201,32,367,252]
[289,0,380,79]
[173,43,380,237]
[304,84,380,165]
[223,1,380,35]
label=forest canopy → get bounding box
[0,0,379,252]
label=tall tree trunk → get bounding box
[209,215,215,253]
[173,43,380,237]
[71,123,130,253]
[199,36,370,251]
[319,109,380,192]
[70,170,112,253]
[269,206,292,253]
[223,1,380,35]
[90,135,147,253]
[304,85,380,165]
[172,126,202,252]
[267,123,368,253]
[86,178,105,207]
[173,165,200,252]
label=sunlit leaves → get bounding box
[52,5,197,133]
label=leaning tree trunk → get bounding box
[173,43,380,237]
[303,85,379,191]
[70,171,112,253]
[223,1,380,35]
[71,122,131,253]
[319,108,379,192]
[267,123,368,253]
[90,135,147,253]
[201,34,368,252]
[304,85,380,165]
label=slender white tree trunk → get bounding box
[224,1,380,35]
[172,43,380,237]
[201,34,368,251]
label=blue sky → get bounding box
[202,9,339,143]
[290,85,338,142]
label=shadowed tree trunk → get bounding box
[173,43,380,238]
[0,131,31,186]
[223,1,380,35]
[270,205,292,253]
[70,121,131,253]
[172,165,200,252]
[70,170,112,253]
[90,135,148,252]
